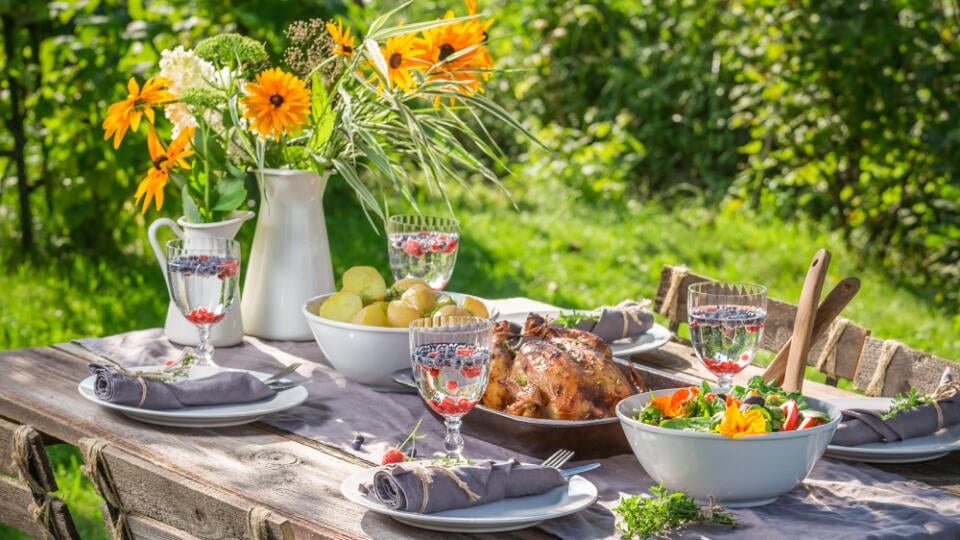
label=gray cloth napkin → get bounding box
[570,300,654,343]
[365,458,566,514]
[88,362,275,410]
[831,392,960,446]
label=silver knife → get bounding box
[560,463,601,477]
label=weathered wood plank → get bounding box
[0,475,78,540]
[654,265,870,381]
[854,337,957,397]
[0,417,58,491]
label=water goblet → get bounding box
[409,316,493,460]
[166,237,241,378]
[687,282,767,393]
[387,214,460,290]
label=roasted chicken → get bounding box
[482,314,632,420]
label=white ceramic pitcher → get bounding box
[148,211,254,347]
[241,168,335,341]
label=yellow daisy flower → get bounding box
[717,405,769,438]
[380,32,427,92]
[241,68,311,141]
[134,126,194,214]
[102,76,174,149]
[418,2,494,103]
[326,19,356,58]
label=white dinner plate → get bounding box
[78,367,309,428]
[340,466,598,533]
[823,397,960,463]
[500,309,671,357]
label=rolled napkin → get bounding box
[831,391,960,447]
[364,458,566,514]
[567,300,655,343]
[88,362,275,410]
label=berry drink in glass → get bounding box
[410,316,493,460]
[687,282,767,393]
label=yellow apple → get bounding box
[434,305,471,317]
[341,266,387,304]
[401,283,437,315]
[351,302,389,326]
[386,277,431,301]
[461,296,490,319]
[387,300,422,328]
[317,290,363,322]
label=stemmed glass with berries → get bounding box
[687,282,767,393]
[166,237,241,378]
[387,214,460,290]
[409,316,493,460]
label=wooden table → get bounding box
[1,299,958,539]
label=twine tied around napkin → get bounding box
[831,377,960,447]
[566,299,655,343]
[363,459,566,514]
[88,362,275,410]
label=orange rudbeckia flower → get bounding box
[241,68,311,141]
[326,19,356,58]
[134,126,194,214]
[379,32,427,92]
[102,76,174,149]
[717,405,768,438]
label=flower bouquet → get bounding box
[103,0,536,224]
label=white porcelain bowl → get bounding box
[302,292,498,390]
[616,389,841,507]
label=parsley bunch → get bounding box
[613,483,736,539]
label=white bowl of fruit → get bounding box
[302,266,497,389]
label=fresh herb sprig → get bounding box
[613,483,736,539]
[882,388,933,420]
[552,311,599,328]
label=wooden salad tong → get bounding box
[761,249,859,393]
[762,275,861,388]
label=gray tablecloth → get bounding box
[75,303,960,540]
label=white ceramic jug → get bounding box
[148,211,254,347]
[241,169,335,341]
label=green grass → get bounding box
[1,182,957,539]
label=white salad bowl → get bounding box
[616,389,841,507]
[302,292,498,390]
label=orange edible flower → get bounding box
[649,387,698,418]
[717,405,768,438]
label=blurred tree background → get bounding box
[1,0,958,346]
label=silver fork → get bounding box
[539,449,574,469]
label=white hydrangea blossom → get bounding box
[159,46,218,137]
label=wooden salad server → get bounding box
[762,275,860,386]
[781,249,831,393]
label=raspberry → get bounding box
[381,448,405,465]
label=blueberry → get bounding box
[743,395,765,407]
[351,435,364,450]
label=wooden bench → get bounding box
[0,416,79,539]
